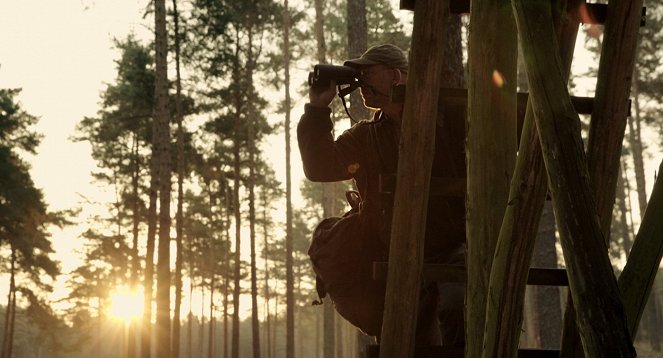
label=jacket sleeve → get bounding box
[297,104,362,182]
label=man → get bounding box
[298,44,466,346]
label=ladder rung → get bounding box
[438,87,625,116]
[372,262,569,286]
[379,174,465,197]
[368,345,559,358]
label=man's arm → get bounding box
[297,82,358,182]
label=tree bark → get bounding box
[347,0,370,122]
[514,0,635,355]
[283,0,295,357]
[379,1,448,356]
[172,0,185,356]
[154,0,172,355]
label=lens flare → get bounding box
[492,70,505,88]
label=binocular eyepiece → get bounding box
[308,64,360,89]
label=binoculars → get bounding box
[308,64,360,89]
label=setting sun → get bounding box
[107,286,144,324]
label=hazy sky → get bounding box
[1,0,155,303]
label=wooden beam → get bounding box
[465,0,518,355]
[438,88,627,116]
[373,262,569,286]
[618,160,663,338]
[514,0,635,355]
[379,1,449,356]
[400,0,647,26]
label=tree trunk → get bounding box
[154,0,172,355]
[223,182,231,358]
[141,103,159,358]
[231,27,243,358]
[187,253,194,358]
[514,0,635,355]
[312,0,337,355]
[247,13,261,357]
[172,0,185,356]
[379,1,449,356]
[466,0,518,354]
[628,66,647,219]
[282,1,295,358]
[208,275,216,358]
[1,247,16,358]
[262,204,273,358]
[347,0,369,122]
[128,133,140,358]
[200,288,206,358]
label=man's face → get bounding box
[359,65,395,109]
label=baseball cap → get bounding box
[344,44,409,72]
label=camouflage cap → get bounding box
[344,44,408,72]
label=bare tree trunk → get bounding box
[153,0,172,356]
[262,207,273,358]
[1,247,16,358]
[312,0,337,355]
[223,185,231,358]
[128,133,140,358]
[141,110,159,358]
[172,0,185,356]
[244,8,261,356]
[347,0,369,122]
[231,28,243,358]
[187,256,194,358]
[282,1,295,358]
[616,163,633,257]
[200,287,206,358]
[208,275,216,358]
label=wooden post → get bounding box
[481,1,580,356]
[513,0,635,356]
[560,0,644,354]
[379,1,448,356]
[618,160,663,337]
[465,0,518,355]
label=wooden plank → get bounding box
[400,0,647,27]
[373,262,568,286]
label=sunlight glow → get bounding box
[107,286,144,324]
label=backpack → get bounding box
[308,190,387,337]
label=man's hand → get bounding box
[308,81,336,108]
